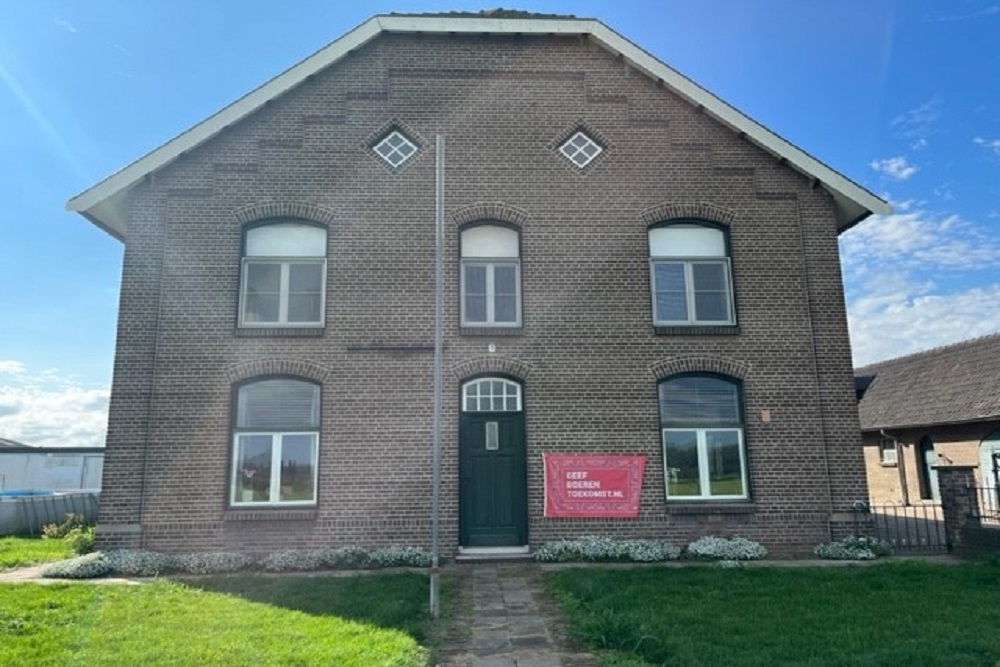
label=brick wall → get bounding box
[97,32,869,556]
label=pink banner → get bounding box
[543,454,646,518]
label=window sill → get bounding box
[666,502,756,515]
[224,508,318,521]
[235,327,325,338]
[460,326,523,337]
[879,461,898,468]
[654,325,740,336]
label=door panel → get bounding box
[459,412,527,547]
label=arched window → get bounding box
[231,377,320,506]
[462,377,522,412]
[460,224,521,327]
[659,374,747,500]
[239,220,327,327]
[648,222,734,326]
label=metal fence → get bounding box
[868,503,948,552]
[970,486,1000,526]
[0,492,100,536]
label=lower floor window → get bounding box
[232,432,318,505]
[663,428,747,500]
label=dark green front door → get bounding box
[459,412,527,547]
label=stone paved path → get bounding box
[436,562,598,667]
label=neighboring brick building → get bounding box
[69,12,888,557]
[856,333,1000,506]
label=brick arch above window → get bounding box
[648,355,751,381]
[232,201,338,226]
[450,202,529,230]
[639,202,737,228]
[223,359,332,384]
[448,355,534,382]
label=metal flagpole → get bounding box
[430,134,444,619]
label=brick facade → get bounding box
[92,29,872,556]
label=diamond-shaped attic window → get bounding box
[374,131,418,167]
[559,132,602,168]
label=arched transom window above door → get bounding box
[462,378,522,412]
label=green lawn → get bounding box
[547,561,1000,667]
[0,574,431,666]
[0,536,72,570]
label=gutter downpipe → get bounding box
[430,135,444,619]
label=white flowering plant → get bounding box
[534,536,681,563]
[41,552,114,579]
[685,535,767,561]
[105,549,175,576]
[173,552,254,574]
[366,546,432,568]
[814,536,891,560]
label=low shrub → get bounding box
[685,535,767,561]
[366,546,432,568]
[814,536,892,560]
[173,552,254,575]
[41,552,113,579]
[65,526,95,555]
[535,536,681,563]
[36,544,433,578]
[105,550,175,576]
[41,514,87,540]
[260,549,325,572]
[318,545,369,569]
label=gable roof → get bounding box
[855,333,1000,431]
[67,11,890,240]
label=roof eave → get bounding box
[67,13,889,237]
[861,414,1000,433]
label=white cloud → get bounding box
[925,6,1000,22]
[870,156,918,181]
[841,204,1000,366]
[840,209,1000,271]
[0,360,27,375]
[848,284,1000,367]
[54,18,77,33]
[973,136,1000,156]
[0,363,108,448]
[890,98,941,142]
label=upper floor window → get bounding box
[460,224,521,328]
[239,221,327,327]
[648,223,734,326]
[659,374,748,501]
[231,377,320,506]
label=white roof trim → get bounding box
[68,14,889,240]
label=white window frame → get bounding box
[662,427,748,501]
[460,260,522,327]
[462,377,522,412]
[879,436,898,465]
[559,131,603,168]
[239,258,327,327]
[648,223,735,326]
[231,432,319,507]
[649,258,734,326]
[460,224,522,328]
[239,222,327,328]
[373,130,418,168]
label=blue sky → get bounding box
[1,1,998,447]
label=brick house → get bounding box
[68,11,888,557]
[857,333,1000,506]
